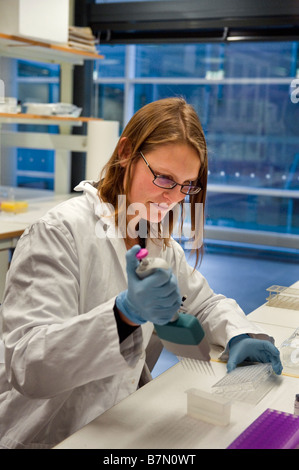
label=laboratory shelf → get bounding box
[0,32,103,65]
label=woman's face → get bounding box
[127,143,201,223]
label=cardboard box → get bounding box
[0,0,69,44]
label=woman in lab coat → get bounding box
[0,98,282,449]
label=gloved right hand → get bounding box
[115,245,181,325]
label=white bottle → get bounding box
[280,327,299,372]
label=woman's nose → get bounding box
[162,186,185,204]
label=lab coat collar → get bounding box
[74,180,114,222]
[74,180,164,258]
[74,180,128,276]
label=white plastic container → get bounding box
[280,327,299,374]
[186,388,231,426]
[0,0,69,44]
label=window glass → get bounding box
[223,42,298,78]
[134,81,299,190]
[97,41,299,245]
[18,82,60,107]
[135,44,213,78]
[94,83,125,127]
[203,83,299,190]
[134,83,207,117]
[18,60,60,78]
[95,45,126,78]
[135,42,298,79]
[205,193,299,235]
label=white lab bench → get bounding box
[0,186,73,242]
[54,282,299,450]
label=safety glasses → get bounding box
[139,151,201,195]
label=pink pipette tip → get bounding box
[136,248,148,260]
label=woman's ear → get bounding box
[118,137,132,167]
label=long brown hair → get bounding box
[97,97,208,268]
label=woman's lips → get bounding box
[150,202,171,211]
[148,202,177,222]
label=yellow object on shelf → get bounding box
[1,201,28,213]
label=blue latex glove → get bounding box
[116,245,181,325]
[227,334,283,375]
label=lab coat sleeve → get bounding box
[1,222,143,399]
[171,242,274,353]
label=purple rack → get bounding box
[227,408,299,449]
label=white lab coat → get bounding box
[0,181,272,449]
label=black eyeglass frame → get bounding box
[139,151,202,195]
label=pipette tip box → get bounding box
[186,388,231,426]
[227,408,299,449]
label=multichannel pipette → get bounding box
[135,248,213,374]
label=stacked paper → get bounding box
[68,26,99,52]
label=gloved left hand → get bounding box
[227,334,283,375]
